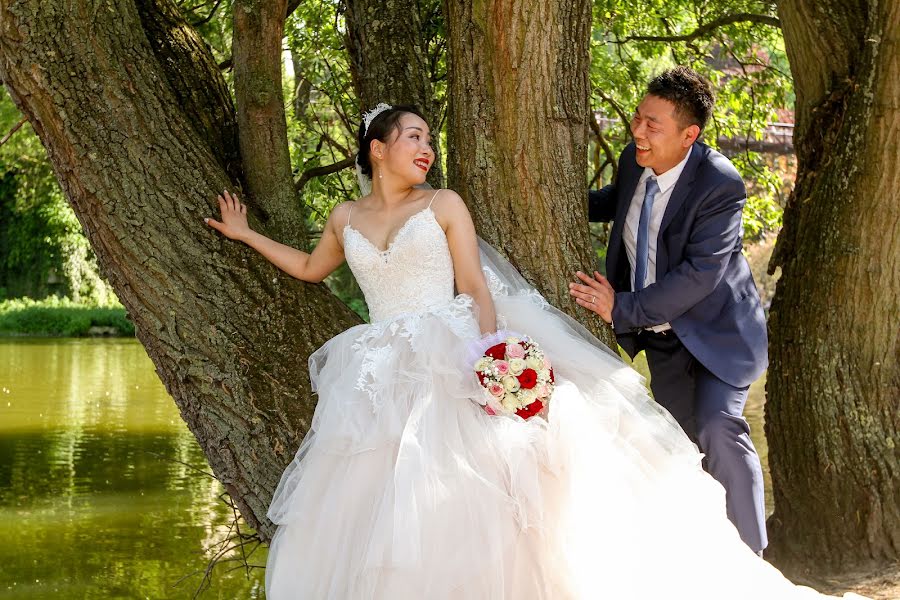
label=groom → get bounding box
[570,66,769,554]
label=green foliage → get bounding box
[285,1,360,213]
[0,296,134,337]
[730,151,785,240]
[0,88,114,304]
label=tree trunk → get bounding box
[135,0,242,183]
[766,0,900,574]
[0,0,361,540]
[443,0,614,346]
[233,0,307,249]
[343,0,444,188]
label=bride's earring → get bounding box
[378,170,383,180]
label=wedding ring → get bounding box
[590,295,595,305]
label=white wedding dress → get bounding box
[265,202,860,599]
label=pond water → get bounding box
[0,338,266,599]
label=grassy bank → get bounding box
[0,296,134,337]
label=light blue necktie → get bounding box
[633,177,659,291]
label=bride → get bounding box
[205,104,864,599]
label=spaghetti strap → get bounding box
[427,189,441,209]
[346,204,353,227]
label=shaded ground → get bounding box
[798,563,900,599]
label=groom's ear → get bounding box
[682,124,701,147]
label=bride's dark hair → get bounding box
[356,105,427,177]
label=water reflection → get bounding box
[0,338,265,599]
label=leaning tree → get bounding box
[0,0,362,540]
[0,0,597,538]
[765,0,899,574]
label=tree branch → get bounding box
[294,156,355,192]
[618,13,781,44]
[233,0,307,247]
[589,158,611,189]
[220,0,301,73]
[189,0,224,26]
[589,113,618,183]
[595,87,631,132]
[320,131,350,156]
[0,116,27,146]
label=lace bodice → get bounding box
[343,206,455,322]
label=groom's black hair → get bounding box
[647,67,714,132]
[356,105,428,178]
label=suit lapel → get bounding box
[612,173,638,236]
[607,149,641,286]
[659,142,704,234]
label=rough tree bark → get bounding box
[766,0,899,574]
[233,0,307,249]
[442,0,614,346]
[343,0,444,187]
[0,0,361,540]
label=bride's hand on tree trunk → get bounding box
[205,190,251,241]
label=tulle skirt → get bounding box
[265,292,856,599]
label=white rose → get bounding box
[509,358,526,375]
[518,389,535,406]
[474,357,493,372]
[505,336,521,344]
[502,375,521,393]
[501,394,519,412]
[525,356,542,371]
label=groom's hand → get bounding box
[569,271,615,324]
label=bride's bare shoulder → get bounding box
[431,189,472,224]
[327,201,356,229]
[430,187,463,202]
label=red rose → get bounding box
[477,372,487,385]
[548,368,555,383]
[485,343,506,360]
[516,368,538,389]
[516,400,543,419]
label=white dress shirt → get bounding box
[622,147,692,332]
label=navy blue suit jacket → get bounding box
[589,142,767,388]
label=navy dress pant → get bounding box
[633,329,768,553]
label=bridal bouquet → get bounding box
[473,333,555,420]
